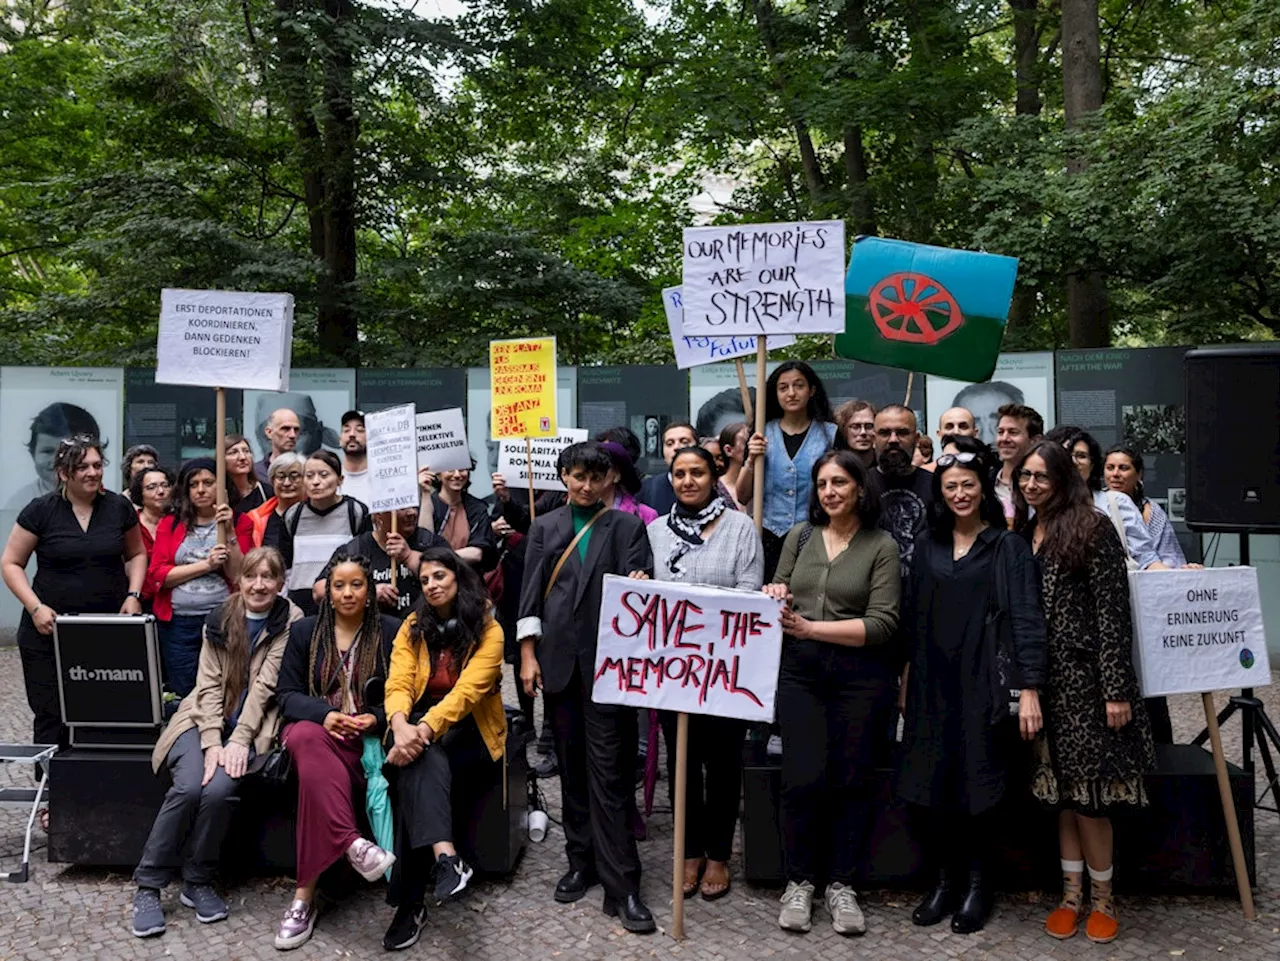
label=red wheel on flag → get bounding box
[868,272,964,344]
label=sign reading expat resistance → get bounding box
[680,220,846,336]
[365,403,419,513]
[415,408,470,473]
[1129,567,1271,698]
[591,576,784,723]
[664,286,796,369]
[496,429,588,493]
[490,337,558,439]
[156,288,293,391]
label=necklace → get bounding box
[823,525,855,558]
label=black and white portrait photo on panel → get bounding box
[688,362,776,440]
[925,352,1056,445]
[242,369,355,463]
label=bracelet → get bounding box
[29,603,43,616]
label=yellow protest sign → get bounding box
[489,336,558,439]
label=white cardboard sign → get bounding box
[415,408,471,473]
[496,429,588,492]
[591,575,783,722]
[680,220,846,335]
[1129,567,1271,698]
[365,403,419,513]
[156,288,293,391]
[664,286,795,368]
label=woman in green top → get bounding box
[763,449,900,938]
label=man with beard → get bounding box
[864,404,933,579]
[337,410,372,508]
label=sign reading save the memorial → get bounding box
[490,337,558,440]
[496,429,588,493]
[415,408,470,473]
[156,288,293,391]
[1129,567,1271,698]
[664,286,796,369]
[591,576,784,722]
[365,404,419,513]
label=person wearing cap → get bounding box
[337,410,372,508]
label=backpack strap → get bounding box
[796,522,815,555]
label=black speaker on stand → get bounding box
[1184,345,1280,817]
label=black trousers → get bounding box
[777,640,894,886]
[511,663,535,730]
[910,804,997,876]
[17,624,66,752]
[659,711,746,862]
[545,667,641,899]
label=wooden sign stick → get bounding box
[904,371,915,407]
[752,338,767,532]
[526,437,537,522]
[1202,692,1255,919]
[214,387,227,547]
[670,711,690,940]
[390,510,399,592]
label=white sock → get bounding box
[1061,859,1085,873]
[1087,864,1114,883]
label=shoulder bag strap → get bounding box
[543,506,608,601]
[992,530,1010,614]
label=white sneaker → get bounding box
[825,882,866,936]
[778,879,814,932]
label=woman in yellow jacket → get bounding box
[380,546,507,951]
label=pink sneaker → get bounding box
[273,899,316,950]
[346,838,396,882]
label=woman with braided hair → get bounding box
[272,551,401,950]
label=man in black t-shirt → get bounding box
[865,404,934,579]
[316,507,446,619]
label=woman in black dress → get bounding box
[897,450,1046,934]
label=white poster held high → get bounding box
[366,403,419,513]
[664,286,795,369]
[496,429,588,493]
[680,220,846,336]
[591,575,784,723]
[416,408,471,473]
[156,289,293,391]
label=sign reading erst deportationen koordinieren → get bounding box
[156,289,293,391]
[490,337,558,440]
[365,403,419,513]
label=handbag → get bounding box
[984,531,1020,725]
[247,736,291,787]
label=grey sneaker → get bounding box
[778,879,814,932]
[180,882,229,923]
[825,882,866,935]
[131,887,165,938]
[345,837,396,882]
[274,899,316,951]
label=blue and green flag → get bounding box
[835,237,1018,383]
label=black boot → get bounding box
[912,870,957,927]
[950,871,991,934]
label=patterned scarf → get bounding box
[665,495,728,575]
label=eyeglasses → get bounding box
[936,452,980,469]
[848,423,876,433]
[1016,469,1052,486]
[142,481,170,492]
[273,471,303,482]
[876,427,915,439]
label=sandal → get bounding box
[682,858,705,897]
[701,860,731,901]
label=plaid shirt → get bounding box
[646,509,765,591]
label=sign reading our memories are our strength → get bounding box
[591,576,784,723]
[156,289,294,391]
[680,220,847,336]
[365,404,419,513]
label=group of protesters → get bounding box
[0,363,1195,949]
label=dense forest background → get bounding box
[1,0,1276,368]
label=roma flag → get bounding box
[835,237,1018,383]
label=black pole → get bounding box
[1240,533,1254,774]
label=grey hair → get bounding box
[267,451,306,479]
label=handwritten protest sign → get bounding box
[664,286,795,369]
[591,575,783,722]
[416,408,471,472]
[366,404,419,513]
[497,429,588,492]
[1129,567,1271,698]
[156,289,293,391]
[490,337,558,439]
[680,221,846,336]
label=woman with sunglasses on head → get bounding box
[250,452,306,549]
[643,446,763,902]
[224,434,272,515]
[379,547,507,950]
[272,551,400,950]
[897,449,1046,934]
[1014,442,1154,945]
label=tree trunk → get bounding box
[273,0,325,261]
[1010,0,1043,118]
[841,0,877,236]
[1061,0,1108,348]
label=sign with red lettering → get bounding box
[591,575,784,722]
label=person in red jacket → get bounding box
[145,458,253,697]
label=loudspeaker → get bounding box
[1184,346,1280,533]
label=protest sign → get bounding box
[365,404,419,513]
[496,429,588,492]
[1129,567,1271,698]
[591,575,783,723]
[490,337,557,439]
[156,289,293,391]
[837,237,1018,382]
[663,286,795,369]
[679,220,846,336]
[415,408,470,472]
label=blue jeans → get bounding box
[161,614,207,697]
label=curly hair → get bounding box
[1013,440,1101,572]
[410,547,493,676]
[308,552,387,711]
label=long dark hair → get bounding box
[1044,424,1104,492]
[410,547,492,675]
[308,551,387,710]
[1013,440,1100,572]
[170,458,219,529]
[928,450,1005,538]
[764,361,834,424]
[1104,444,1147,508]
[807,449,880,528]
[219,547,286,715]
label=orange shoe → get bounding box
[1045,905,1081,939]
[1085,909,1118,944]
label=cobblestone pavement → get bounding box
[0,645,1278,961]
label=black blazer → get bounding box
[638,473,677,516]
[276,614,400,735]
[517,506,654,695]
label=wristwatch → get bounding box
[126,590,143,601]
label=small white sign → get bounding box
[1129,567,1271,698]
[416,408,471,473]
[496,429,588,492]
[156,289,293,391]
[592,575,784,722]
[680,220,846,335]
[664,286,796,369]
[365,404,419,513]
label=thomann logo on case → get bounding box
[68,666,144,683]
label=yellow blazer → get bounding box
[384,613,507,762]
